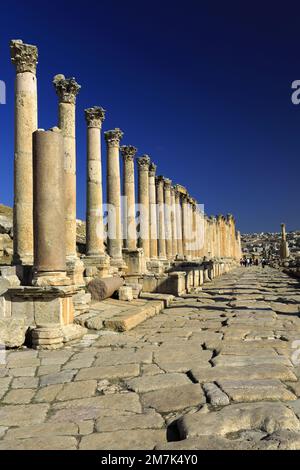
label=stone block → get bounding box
[118,286,133,301]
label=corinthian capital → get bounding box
[137,155,150,171]
[53,74,81,104]
[163,178,172,189]
[10,39,38,74]
[104,128,124,147]
[120,145,137,162]
[149,162,157,177]
[85,106,106,128]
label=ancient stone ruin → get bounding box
[0,39,242,349]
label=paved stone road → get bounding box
[0,267,300,450]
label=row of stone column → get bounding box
[9,39,242,282]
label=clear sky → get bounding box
[0,0,299,233]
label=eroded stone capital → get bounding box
[137,155,151,171]
[149,162,157,178]
[155,175,164,186]
[85,106,106,128]
[104,128,124,147]
[53,74,81,104]
[163,178,172,189]
[10,39,38,74]
[120,145,137,162]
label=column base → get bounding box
[66,257,85,286]
[83,254,110,279]
[32,271,71,287]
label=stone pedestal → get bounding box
[10,39,38,267]
[122,248,145,275]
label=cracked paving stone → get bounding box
[55,380,97,401]
[79,429,166,450]
[126,372,191,393]
[95,410,164,432]
[0,404,49,427]
[75,364,140,381]
[2,388,36,404]
[141,383,205,413]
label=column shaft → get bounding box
[164,178,173,260]
[105,129,124,262]
[137,156,150,258]
[85,107,105,256]
[10,40,38,265]
[33,128,66,274]
[156,177,166,259]
[171,187,178,258]
[149,163,158,259]
[121,146,137,250]
[175,189,183,257]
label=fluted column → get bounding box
[33,128,66,284]
[85,106,105,257]
[10,39,38,266]
[121,145,137,250]
[171,186,178,258]
[163,178,173,260]
[105,128,124,263]
[174,187,183,257]
[53,74,80,260]
[156,176,166,259]
[137,155,150,259]
[149,163,158,259]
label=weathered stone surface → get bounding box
[217,379,297,402]
[203,382,230,406]
[0,436,77,450]
[0,317,27,348]
[80,429,166,450]
[56,380,97,401]
[126,373,191,393]
[141,383,205,412]
[4,421,78,439]
[75,364,140,381]
[95,410,164,432]
[3,388,35,404]
[178,402,300,438]
[94,349,152,366]
[190,364,297,383]
[0,404,49,426]
[40,370,76,386]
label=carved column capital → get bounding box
[53,74,81,104]
[163,177,172,189]
[85,106,106,128]
[10,39,38,74]
[120,145,137,162]
[104,128,124,147]
[137,155,151,171]
[149,162,157,177]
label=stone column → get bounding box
[85,106,106,258]
[163,178,173,260]
[149,162,158,259]
[32,128,66,285]
[137,155,150,259]
[156,176,166,260]
[182,194,190,258]
[171,186,178,258]
[10,39,38,266]
[121,145,137,250]
[191,200,197,259]
[104,128,124,265]
[280,223,290,259]
[53,74,80,262]
[174,186,183,257]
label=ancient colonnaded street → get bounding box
[0,266,300,450]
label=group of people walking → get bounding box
[240,257,267,268]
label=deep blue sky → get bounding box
[0,0,299,233]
